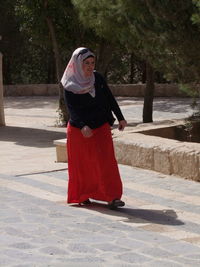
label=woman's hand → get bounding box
[81,125,93,138]
[118,120,127,131]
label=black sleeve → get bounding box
[101,76,125,122]
[64,89,86,129]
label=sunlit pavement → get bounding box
[1,96,200,266]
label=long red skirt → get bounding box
[67,123,123,203]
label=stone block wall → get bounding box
[54,131,200,181]
[109,83,189,97]
[4,83,190,97]
[113,133,200,181]
[4,84,59,96]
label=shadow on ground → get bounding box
[153,99,197,114]
[0,126,66,148]
[4,96,58,109]
[73,203,184,226]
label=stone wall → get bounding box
[109,83,189,97]
[54,125,200,181]
[4,84,59,97]
[113,131,200,182]
[4,83,190,97]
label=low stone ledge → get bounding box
[54,132,200,181]
[4,83,190,97]
[4,84,59,96]
[170,146,200,181]
[108,83,189,97]
[153,148,171,175]
[53,139,67,163]
[113,133,200,181]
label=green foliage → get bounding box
[1,0,110,84]
[180,84,200,98]
[73,0,200,86]
[73,0,122,41]
[2,0,200,89]
[142,0,200,85]
[192,0,200,24]
[0,0,24,83]
[72,0,155,83]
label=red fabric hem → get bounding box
[66,123,123,204]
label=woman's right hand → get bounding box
[81,125,93,138]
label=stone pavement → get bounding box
[1,96,200,266]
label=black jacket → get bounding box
[64,71,125,129]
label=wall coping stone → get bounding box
[53,120,200,181]
[4,83,191,97]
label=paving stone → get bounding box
[17,225,51,236]
[2,216,23,223]
[21,214,54,224]
[110,263,139,267]
[99,228,127,238]
[115,238,151,250]
[55,228,90,239]
[13,265,44,267]
[9,242,36,249]
[56,256,105,264]
[29,236,66,246]
[2,96,200,266]
[94,243,129,252]
[124,229,174,244]
[55,264,101,267]
[85,215,113,224]
[39,246,68,255]
[172,256,200,266]
[0,209,19,218]
[117,252,151,264]
[147,259,183,266]
[72,222,106,233]
[15,176,66,195]
[161,241,200,255]
[3,227,31,238]
[139,246,177,258]
[104,221,137,232]
[0,256,17,266]
[77,235,114,243]
[20,206,47,215]
[2,248,36,260]
[0,233,26,246]
[184,253,200,260]
[67,243,97,253]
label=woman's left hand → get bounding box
[118,120,127,131]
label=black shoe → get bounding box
[82,199,92,205]
[108,199,125,210]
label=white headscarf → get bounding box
[61,47,95,97]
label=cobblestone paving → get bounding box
[1,96,200,266]
[1,165,200,266]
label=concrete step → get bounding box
[53,139,68,163]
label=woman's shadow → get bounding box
[73,202,184,226]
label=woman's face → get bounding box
[82,57,95,77]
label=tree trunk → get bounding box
[44,0,69,125]
[143,61,154,123]
[0,53,5,126]
[141,60,146,83]
[96,40,113,78]
[47,51,55,84]
[3,57,12,84]
[130,53,134,83]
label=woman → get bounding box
[61,47,127,209]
